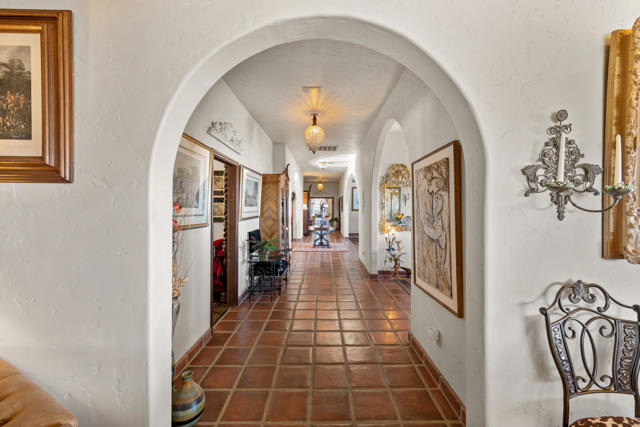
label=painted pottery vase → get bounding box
[171,369,205,426]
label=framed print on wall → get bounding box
[173,134,213,229]
[351,187,359,211]
[240,165,262,220]
[0,9,73,183]
[412,140,463,318]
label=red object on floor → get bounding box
[212,239,225,292]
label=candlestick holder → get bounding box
[521,109,634,220]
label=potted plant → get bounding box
[329,217,338,228]
[254,238,279,261]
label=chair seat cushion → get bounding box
[571,416,640,427]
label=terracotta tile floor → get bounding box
[185,235,463,426]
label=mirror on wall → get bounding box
[379,163,412,233]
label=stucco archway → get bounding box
[149,15,486,426]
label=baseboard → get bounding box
[408,331,466,425]
[173,327,212,380]
[377,269,411,278]
[238,287,250,305]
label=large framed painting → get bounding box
[173,134,213,229]
[351,187,359,211]
[412,140,463,318]
[0,9,73,183]
[240,165,262,220]
[603,17,640,263]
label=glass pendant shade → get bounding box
[317,183,324,191]
[304,113,325,153]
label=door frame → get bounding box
[210,152,240,313]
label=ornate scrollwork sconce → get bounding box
[521,109,634,220]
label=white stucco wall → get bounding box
[375,129,412,272]
[1,2,639,427]
[356,69,475,404]
[273,143,304,241]
[173,79,274,361]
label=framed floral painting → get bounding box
[412,140,463,318]
[0,9,73,182]
[173,134,213,229]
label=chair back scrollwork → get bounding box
[540,280,640,426]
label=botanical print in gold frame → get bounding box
[173,134,213,229]
[604,17,640,263]
[412,140,463,318]
[0,9,73,183]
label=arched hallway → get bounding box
[177,234,464,425]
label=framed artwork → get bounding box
[240,165,262,220]
[351,187,359,211]
[213,170,225,190]
[0,9,73,183]
[603,18,640,263]
[412,140,463,318]
[173,134,213,229]
[309,197,333,219]
[213,196,225,223]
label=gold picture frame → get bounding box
[173,134,213,229]
[604,17,640,263]
[0,9,73,183]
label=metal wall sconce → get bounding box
[522,109,634,220]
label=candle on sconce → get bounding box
[614,134,623,185]
[556,134,566,182]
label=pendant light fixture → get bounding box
[317,182,324,192]
[304,113,325,154]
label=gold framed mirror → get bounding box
[379,163,412,233]
[604,17,640,263]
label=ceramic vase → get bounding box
[171,369,205,426]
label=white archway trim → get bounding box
[149,15,487,426]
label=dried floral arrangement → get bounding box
[172,202,190,298]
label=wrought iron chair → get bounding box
[540,280,640,427]
[246,230,290,301]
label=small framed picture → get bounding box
[240,165,262,220]
[351,187,359,211]
[173,134,213,229]
[0,10,73,182]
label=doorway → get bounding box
[210,153,239,326]
[148,16,487,425]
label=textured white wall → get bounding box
[356,69,475,403]
[171,79,275,361]
[375,130,412,272]
[2,2,638,426]
[273,143,303,241]
[183,79,274,305]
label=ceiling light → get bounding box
[317,183,324,192]
[304,113,325,154]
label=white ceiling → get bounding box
[222,39,405,180]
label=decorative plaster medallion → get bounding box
[207,121,242,154]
